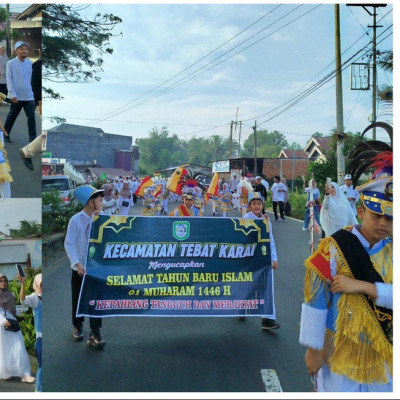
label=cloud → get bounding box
[0,199,42,233]
[42,3,393,150]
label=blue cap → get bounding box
[74,185,104,205]
[357,176,392,218]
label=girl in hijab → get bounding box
[303,178,321,230]
[101,183,117,215]
[219,183,233,217]
[0,274,35,383]
[118,182,133,215]
[19,272,42,392]
[320,182,358,237]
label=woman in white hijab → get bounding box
[0,274,35,383]
[320,182,358,237]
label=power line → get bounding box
[255,26,392,127]
[95,4,392,127]
[90,4,320,125]
[45,7,392,141]
[87,4,285,125]
[240,8,393,124]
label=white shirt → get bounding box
[6,56,34,100]
[271,182,286,202]
[229,178,239,191]
[64,210,92,270]
[340,184,360,216]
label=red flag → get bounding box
[134,176,154,197]
[308,246,333,282]
[153,184,163,199]
[205,173,219,203]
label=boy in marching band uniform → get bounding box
[170,188,201,217]
[299,145,393,391]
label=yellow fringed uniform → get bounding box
[300,226,392,391]
[0,143,13,184]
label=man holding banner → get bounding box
[242,191,280,330]
[64,184,107,349]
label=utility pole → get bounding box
[229,120,234,159]
[6,4,11,57]
[335,4,345,186]
[238,121,242,158]
[253,121,257,177]
[347,4,386,139]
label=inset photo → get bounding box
[0,197,42,393]
[0,4,42,198]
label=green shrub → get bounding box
[8,267,42,357]
[42,190,82,236]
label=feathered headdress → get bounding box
[178,170,207,193]
[346,122,392,187]
[346,122,392,218]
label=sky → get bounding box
[41,1,394,149]
[0,198,42,234]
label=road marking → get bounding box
[260,369,283,392]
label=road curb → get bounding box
[43,232,65,264]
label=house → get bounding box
[0,237,42,279]
[212,136,335,188]
[278,149,308,160]
[302,136,333,162]
[10,4,42,60]
[0,231,10,240]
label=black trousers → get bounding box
[71,269,102,333]
[4,100,36,142]
[273,201,284,220]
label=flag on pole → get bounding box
[153,184,163,199]
[205,173,219,204]
[166,165,189,194]
[134,176,154,197]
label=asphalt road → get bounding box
[42,201,319,393]
[0,105,42,198]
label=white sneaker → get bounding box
[302,227,308,231]
[21,375,36,383]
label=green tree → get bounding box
[186,135,230,166]
[287,142,303,150]
[187,137,210,165]
[7,220,42,238]
[0,7,23,44]
[135,127,187,175]
[42,4,122,99]
[208,135,230,161]
[242,130,288,158]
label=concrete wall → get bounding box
[0,238,42,279]
[46,125,133,169]
[262,158,309,181]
